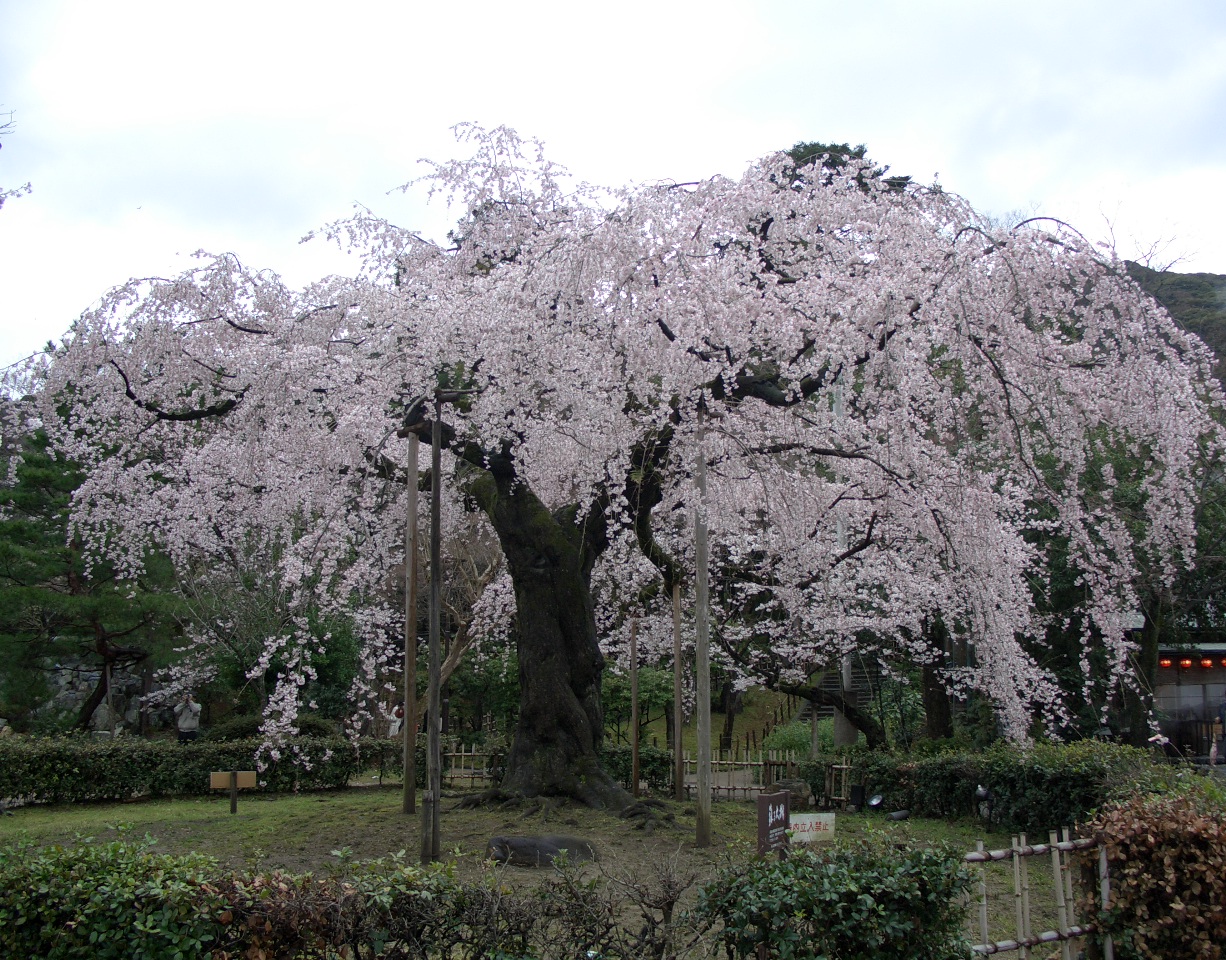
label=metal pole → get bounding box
[630,618,640,798]
[403,433,419,815]
[422,399,443,863]
[694,407,712,847]
[672,583,684,801]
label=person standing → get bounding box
[175,694,201,743]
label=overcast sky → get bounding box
[3,0,1225,370]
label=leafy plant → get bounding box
[1078,790,1226,959]
[695,835,972,959]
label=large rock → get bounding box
[485,835,598,867]
[772,778,813,807]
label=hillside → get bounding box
[1126,261,1226,372]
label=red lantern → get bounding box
[1180,658,1194,669]
[1220,658,1226,669]
[1159,658,1173,668]
[1201,658,1215,669]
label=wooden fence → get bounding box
[680,748,802,800]
[965,829,1114,959]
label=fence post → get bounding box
[1012,836,1029,960]
[976,840,990,950]
[1098,844,1115,960]
[1049,830,1072,960]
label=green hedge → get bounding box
[0,735,401,804]
[0,833,223,959]
[695,837,972,960]
[0,835,694,960]
[797,740,1156,832]
[599,742,674,793]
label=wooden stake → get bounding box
[672,583,684,802]
[630,618,640,798]
[403,432,419,815]
[694,407,712,847]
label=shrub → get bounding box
[0,734,385,803]
[201,712,337,741]
[694,836,972,960]
[599,741,674,793]
[1078,790,1226,960]
[798,740,1156,832]
[0,832,223,959]
[761,720,815,755]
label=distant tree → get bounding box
[0,407,178,730]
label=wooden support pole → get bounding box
[403,432,419,815]
[694,408,712,847]
[229,770,238,816]
[630,618,640,798]
[422,399,443,864]
[672,583,684,802]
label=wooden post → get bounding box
[694,407,712,847]
[1050,830,1071,960]
[229,770,238,815]
[403,432,419,815]
[976,840,990,949]
[1012,836,1029,960]
[422,397,443,864]
[672,583,684,801]
[1099,844,1115,960]
[630,618,640,798]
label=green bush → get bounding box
[798,740,1155,832]
[761,719,815,755]
[695,836,972,960]
[0,837,695,960]
[599,741,673,793]
[201,712,337,741]
[1078,790,1226,960]
[0,734,389,803]
[0,832,222,959]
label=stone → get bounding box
[485,835,598,867]
[772,778,813,807]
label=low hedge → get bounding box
[694,836,972,959]
[0,835,696,960]
[797,740,1156,832]
[0,735,397,804]
[1077,789,1226,960]
[599,741,674,793]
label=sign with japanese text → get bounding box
[757,790,789,857]
[789,812,836,843]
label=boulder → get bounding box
[485,835,598,867]
[772,778,813,807]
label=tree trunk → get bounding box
[466,469,628,807]
[920,661,953,739]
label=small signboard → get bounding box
[209,771,257,790]
[757,790,789,857]
[209,770,258,814]
[789,812,836,843]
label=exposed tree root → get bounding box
[452,787,677,833]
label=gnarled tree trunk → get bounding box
[466,467,631,808]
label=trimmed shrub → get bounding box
[1078,790,1226,960]
[201,712,337,741]
[0,837,697,960]
[695,836,972,960]
[599,741,673,793]
[0,734,387,803]
[0,832,223,959]
[798,740,1155,832]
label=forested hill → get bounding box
[1127,262,1226,372]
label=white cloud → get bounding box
[3,0,1225,368]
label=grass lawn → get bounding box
[0,783,1068,949]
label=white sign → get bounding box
[789,813,836,843]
